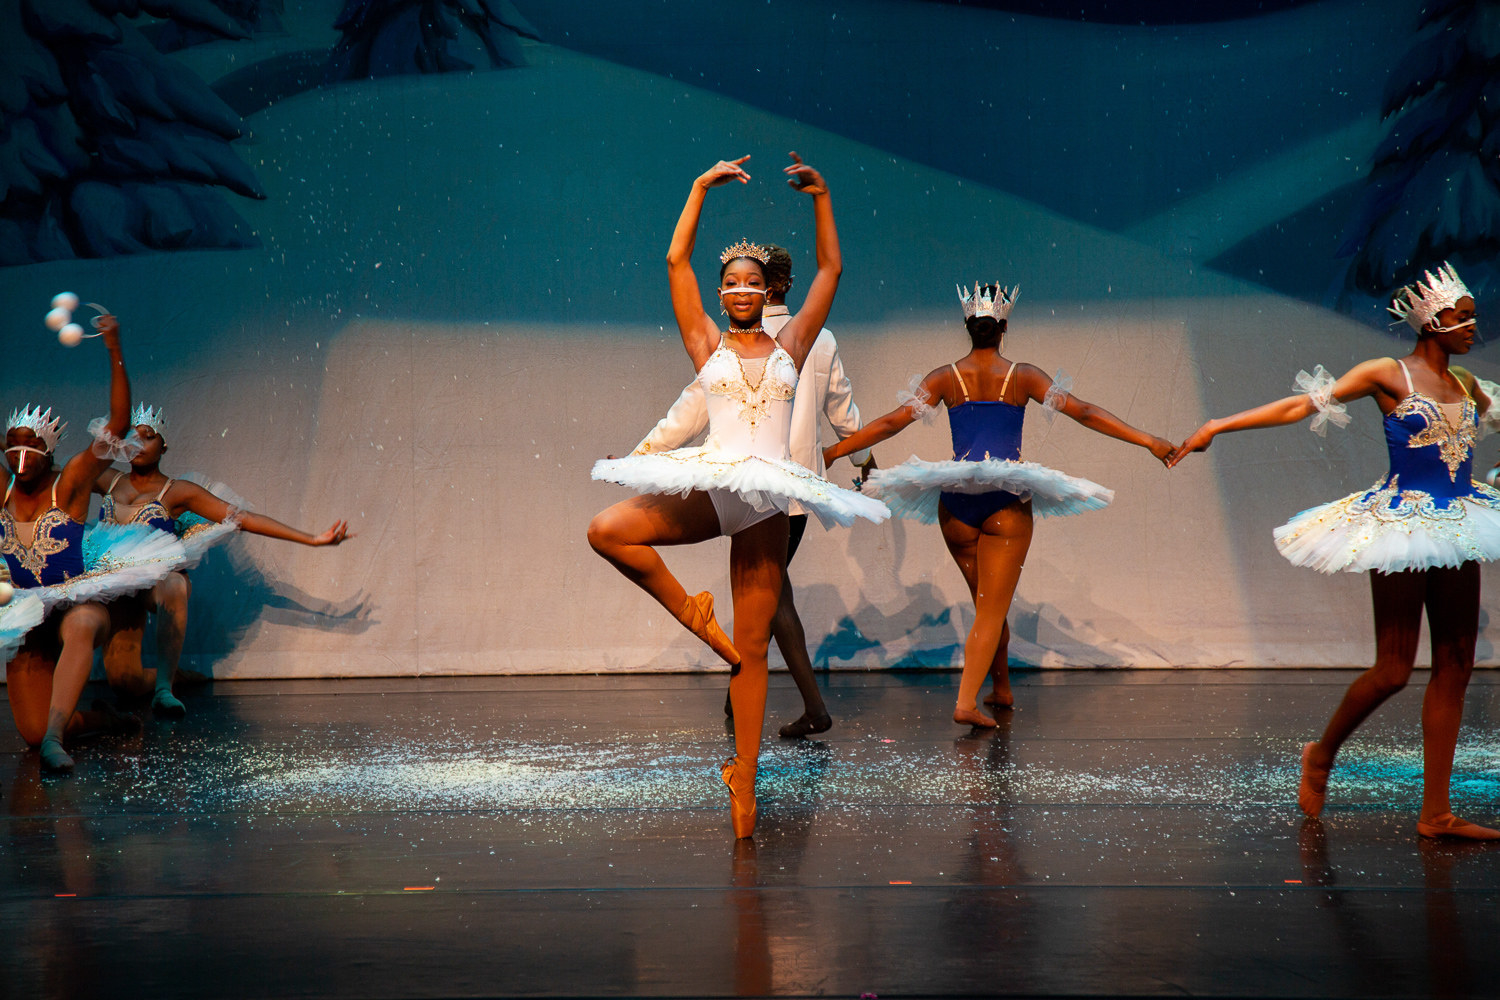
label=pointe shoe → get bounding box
[38,735,74,773]
[1416,813,1500,841]
[1298,742,1329,818]
[778,712,832,739]
[953,706,997,728]
[721,756,757,839]
[152,688,187,719]
[92,699,142,735]
[681,592,740,666]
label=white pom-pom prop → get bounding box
[0,581,11,606]
[46,295,111,346]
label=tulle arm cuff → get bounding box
[1042,369,1073,424]
[1294,365,1350,436]
[87,417,144,461]
[897,373,939,424]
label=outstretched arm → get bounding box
[824,369,945,465]
[669,157,751,371]
[1023,367,1174,465]
[1166,358,1391,468]
[58,315,130,508]
[776,153,841,368]
[171,481,352,546]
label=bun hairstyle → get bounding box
[763,244,794,294]
[965,315,1004,348]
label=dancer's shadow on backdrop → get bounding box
[175,542,375,678]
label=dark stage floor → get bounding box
[4,669,1500,999]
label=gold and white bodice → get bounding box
[697,339,798,461]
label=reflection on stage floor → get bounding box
[4,670,1499,998]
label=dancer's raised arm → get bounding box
[775,153,841,368]
[58,314,131,511]
[1167,359,1396,468]
[668,157,751,370]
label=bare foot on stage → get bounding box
[982,685,1014,709]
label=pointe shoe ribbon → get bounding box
[1298,742,1329,818]
[681,591,740,666]
[1416,813,1500,841]
[722,756,757,839]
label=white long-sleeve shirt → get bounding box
[632,306,871,512]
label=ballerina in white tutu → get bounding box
[1171,263,1500,840]
[589,153,888,838]
[94,403,353,718]
[824,283,1173,727]
[3,315,187,772]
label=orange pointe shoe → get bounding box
[1298,742,1330,817]
[721,756,757,839]
[1416,813,1500,841]
[681,592,740,666]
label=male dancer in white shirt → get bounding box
[631,245,875,737]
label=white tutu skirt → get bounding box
[0,589,46,662]
[31,522,187,614]
[592,449,890,529]
[1274,479,1500,574]
[866,456,1115,524]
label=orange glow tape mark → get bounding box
[54,893,76,897]
[889,881,912,885]
[1284,880,1303,884]
[403,886,436,891]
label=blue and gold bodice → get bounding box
[1376,390,1478,505]
[1,479,85,587]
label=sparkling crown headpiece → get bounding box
[958,282,1019,322]
[5,404,66,453]
[130,403,166,434]
[720,239,771,266]
[1388,262,1472,332]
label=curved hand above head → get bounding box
[701,156,752,188]
[773,152,841,370]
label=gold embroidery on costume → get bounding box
[0,508,72,579]
[1391,395,1476,481]
[703,346,796,438]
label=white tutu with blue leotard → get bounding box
[866,456,1114,524]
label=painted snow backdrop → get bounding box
[3,0,1497,677]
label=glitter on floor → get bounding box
[4,669,1500,998]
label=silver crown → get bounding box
[5,404,67,453]
[1389,262,1473,332]
[957,282,1019,322]
[130,402,166,434]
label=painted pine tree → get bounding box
[0,0,266,266]
[1338,0,1500,305]
[325,0,539,81]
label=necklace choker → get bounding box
[726,325,765,337]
